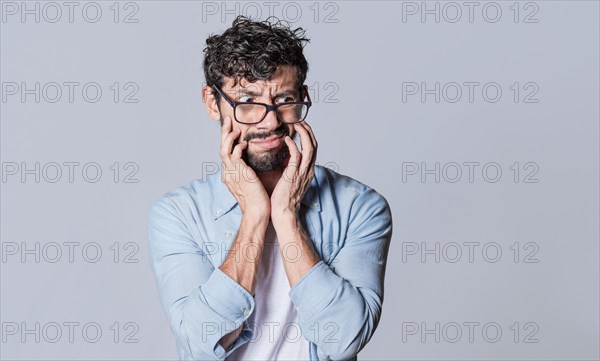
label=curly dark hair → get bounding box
[203,16,310,98]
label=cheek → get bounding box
[238,128,251,142]
[220,107,235,121]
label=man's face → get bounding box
[207,65,302,173]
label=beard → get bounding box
[243,142,290,173]
[233,122,292,173]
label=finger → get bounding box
[300,122,318,165]
[228,141,248,174]
[220,116,232,145]
[283,136,301,183]
[284,135,301,166]
[294,124,316,170]
[220,128,241,160]
[299,121,317,149]
[294,123,312,153]
[231,140,248,160]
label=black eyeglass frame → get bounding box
[212,84,312,124]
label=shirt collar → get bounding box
[210,165,322,220]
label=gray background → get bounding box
[1,0,599,359]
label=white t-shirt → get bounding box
[227,221,310,360]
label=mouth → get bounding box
[250,135,284,150]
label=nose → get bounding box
[256,106,281,131]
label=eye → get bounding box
[276,96,296,104]
[238,96,254,103]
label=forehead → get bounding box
[223,65,298,93]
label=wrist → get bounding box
[243,208,271,225]
[271,209,299,230]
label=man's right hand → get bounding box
[220,116,270,220]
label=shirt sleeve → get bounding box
[289,187,393,360]
[147,197,255,360]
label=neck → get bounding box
[257,168,283,197]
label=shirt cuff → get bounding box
[288,261,343,320]
[201,267,255,324]
[197,268,256,359]
[213,319,255,358]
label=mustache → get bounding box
[243,124,290,142]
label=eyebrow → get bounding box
[233,88,298,99]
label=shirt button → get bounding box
[225,231,232,238]
[312,202,318,208]
[241,307,250,317]
[215,209,223,216]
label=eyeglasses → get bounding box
[212,85,312,124]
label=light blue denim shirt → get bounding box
[148,164,393,360]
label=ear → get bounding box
[202,85,221,121]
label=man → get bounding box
[148,16,393,360]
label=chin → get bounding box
[244,147,289,174]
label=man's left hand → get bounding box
[270,121,317,222]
